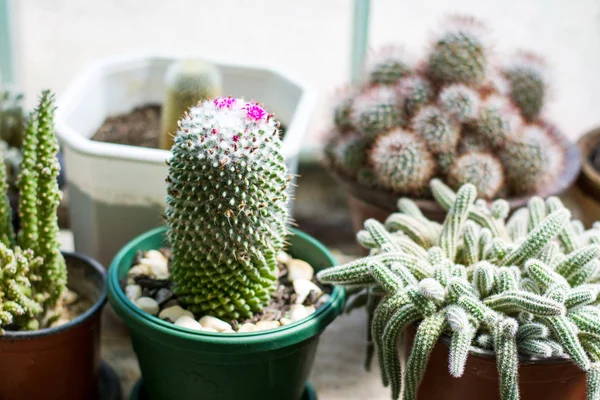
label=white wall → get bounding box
[15,0,600,147]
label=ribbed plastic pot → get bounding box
[0,252,107,400]
[403,324,586,400]
[108,226,345,400]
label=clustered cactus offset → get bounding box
[165,97,290,320]
[0,88,26,190]
[0,90,66,333]
[160,59,223,150]
[318,180,600,400]
[324,15,565,200]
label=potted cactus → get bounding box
[108,97,344,400]
[323,16,580,231]
[570,128,600,227]
[318,178,600,400]
[56,53,315,268]
[0,90,108,399]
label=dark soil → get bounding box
[120,247,332,328]
[91,104,161,148]
[92,104,286,149]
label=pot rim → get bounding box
[576,127,600,198]
[3,251,107,339]
[329,122,581,213]
[108,226,346,350]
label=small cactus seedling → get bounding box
[396,75,433,119]
[412,106,460,154]
[438,84,480,123]
[425,16,488,87]
[501,135,550,194]
[350,86,404,137]
[369,129,435,194]
[318,180,600,400]
[165,97,289,319]
[366,46,414,85]
[159,59,223,150]
[503,52,547,122]
[475,95,522,149]
[0,90,67,332]
[448,151,504,199]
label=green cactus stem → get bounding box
[366,46,414,85]
[159,59,223,150]
[166,97,289,319]
[503,52,546,122]
[447,151,504,200]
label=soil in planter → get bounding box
[120,247,332,332]
[3,288,93,332]
[92,104,287,149]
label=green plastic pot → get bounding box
[108,226,345,400]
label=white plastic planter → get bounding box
[56,53,316,267]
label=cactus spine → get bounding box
[166,97,289,319]
[160,60,223,150]
[318,181,600,400]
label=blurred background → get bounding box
[7,0,600,152]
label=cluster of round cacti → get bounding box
[324,15,564,200]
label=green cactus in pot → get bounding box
[318,179,600,400]
[0,90,67,333]
[165,97,290,319]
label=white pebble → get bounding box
[238,323,257,332]
[287,259,314,282]
[305,305,316,315]
[128,264,152,278]
[158,305,193,321]
[277,251,292,265]
[288,304,309,321]
[174,316,203,331]
[145,250,168,262]
[199,315,233,332]
[293,279,323,304]
[125,284,142,302]
[63,290,79,305]
[202,327,218,332]
[255,320,281,331]
[141,258,169,280]
[135,297,159,316]
[279,318,293,326]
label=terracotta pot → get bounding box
[331,124,581,233]
[0,252,107,400]
[570,128,600,227]
[403,324,586,400]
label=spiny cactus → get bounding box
[412,106,460,154]
[322,15,568,200]
[166,97,289,319]
[159,59,223,150]
[447,152,504,200]
[438,84,480,123]
[475,95,522,149]
[503,52,546,122]
[501,135,550,194]
[327,132,371,178]
[351,86,403,137]
[396,75,433,119]
[366,46,413,85]
[425,16,488,87]
[318,180,600,400]
[369,129,435,194]
[0,90,67,332]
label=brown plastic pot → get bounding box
[0,252,107,400]
[331,124,581,233]
[570,127,600,227]
[403,324,586,400]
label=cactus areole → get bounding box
[318,180,600,400]
[165,97,290,320]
